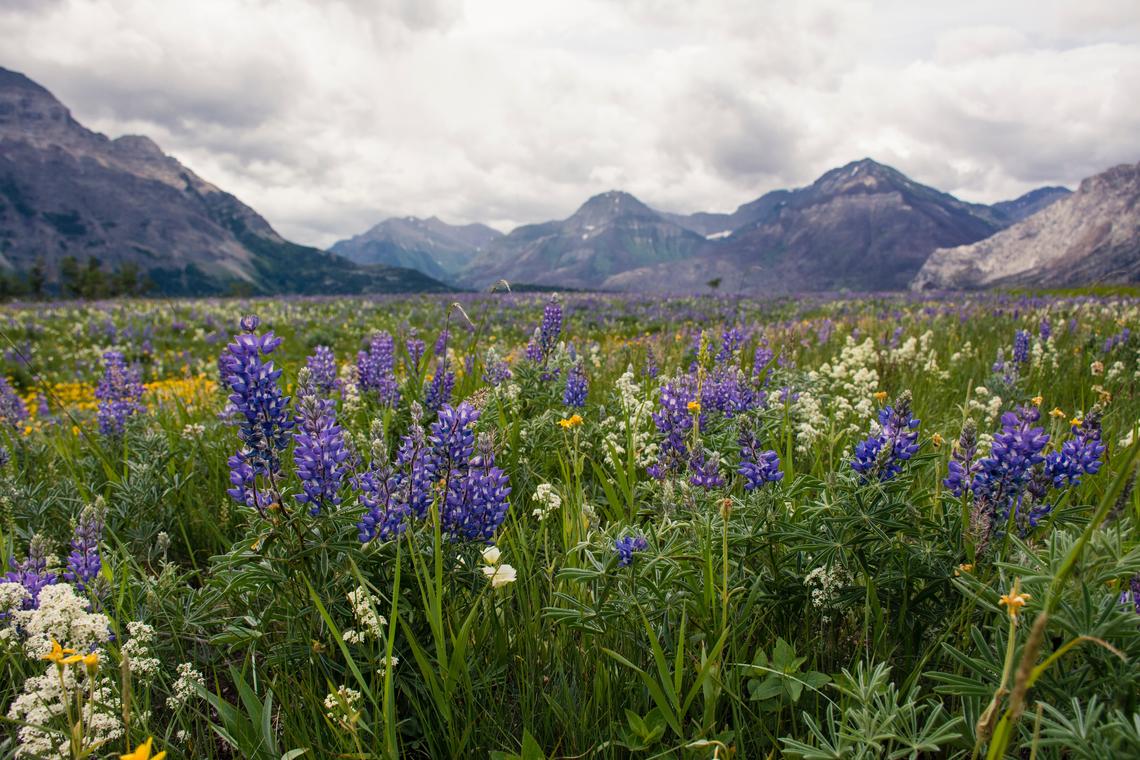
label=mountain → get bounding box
[911,162,1140,291]
[991,186,1072,224]
[604,158,1008,293]
[662,190,794,239]
[0,66,447,296]
[459,190,707,289]
[330,216,501,282]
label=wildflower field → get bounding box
[0,291,1138,759]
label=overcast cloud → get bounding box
[2,0,1139,246]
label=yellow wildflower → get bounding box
[931,433,944,448]
[558,414,583,429]
[41,640,76,664]
[687,400,701,413]
[1031,395,1043,407]
[1071,417,1082,427]
[955,563,974,576]
[1049,407,1065,419]
[120,737,166,760]
[999,578,1031,621]
[873,391,889,402]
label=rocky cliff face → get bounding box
[0,67,447,295]
[459,191,706,289]
[331,216,501,282]
[911,162,1140,291]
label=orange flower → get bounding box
[558,414,583,429]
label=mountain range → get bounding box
[329,216,501,284]
[338,160,1079,293]
[3,65,1135,297]
[0,66,448,296]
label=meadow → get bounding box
[0,291,1138,759]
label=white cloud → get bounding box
[2,0,1139,246]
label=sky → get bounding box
[2,0,1140,247]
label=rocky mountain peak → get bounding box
[0,66,78,141]
[572,190,658,225]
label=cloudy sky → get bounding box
[3,0,1140,247]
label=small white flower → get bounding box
[481,546,502,565]
[482,563,517,588]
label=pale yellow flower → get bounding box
[999,578,1031,621]
[482,563,517,588]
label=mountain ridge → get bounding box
[911,162,1140,291]
[0,66,448,296]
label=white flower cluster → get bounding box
[792,390,825,454]
[1030,337,1059,372]
[11,583,111,659]
[339,362,362,415]
[531,483,562,521]
[167,662,206,710]
[815,336,879,434]
[804,565,849,621]
[0,583,28,650]
[8,666,123,758]
[343,586,387,644]
[599,368,659,470]
[1106,361,1126,382]
[181,422,206,439]
[122,621,161,682]
[968,386,1003,425]
[949,340,975,366]
[324,685,362,725]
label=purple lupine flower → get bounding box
[3,535,56,610]
[423,359,455,415]
[357,332,400,406]
[483,354,512,386]
[356,461,410,542]
[433,329,450,357]
[0,377,29,431]
[406,330,426,374]
[1013,330,1030,364]
[293,373,351,515]
[972,405,1050,526]
[851,392,920,482]
[700,365,755,417]
[393,405,438,519]
[429,401,480,475]
[563,363,588,407]
[1044,407,1106,489]
[63,504,103,593]
[647,376,698,478]
[539,294,563,361]
[441,433,511,542]
[95,351,146,436]
[305,345,338,395]
[524,328,544,363]
[944,420,980,497]
[752,343,774,387]
[716,326,746,364]
[1039,317,1052,341]
[220,316,294,514]
[688,450,725,489]
[738,426,782,490]
[1120,574,1140,615]
[615,533,649,567]
[644,345,659,379]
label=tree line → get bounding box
[0,256,153,301]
